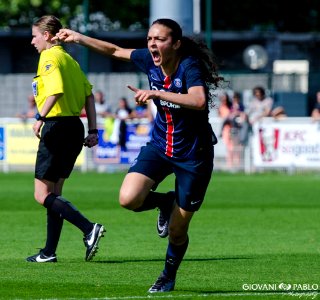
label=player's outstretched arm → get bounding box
[55,29,134,61]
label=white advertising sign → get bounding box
[252,119,320,167]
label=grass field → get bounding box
[0,170,319,300]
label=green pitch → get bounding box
[0,171,319,300]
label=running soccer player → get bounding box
[56,18,222,291]
[27,15,105,263]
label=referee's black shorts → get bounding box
[35,117,84,183]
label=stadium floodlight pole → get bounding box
[205,0,212,49]
[82,0,89,74]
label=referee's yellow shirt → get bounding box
[32,45,92,118]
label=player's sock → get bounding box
[44,193,93,235]
[134,191,174,212]
[163,236,189,280]
[42,208,63,256]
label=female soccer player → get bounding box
[27,15,105,263]
[56,18,222,292]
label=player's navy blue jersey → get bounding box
[131,48,214,160]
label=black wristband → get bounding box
[88,129,98,134]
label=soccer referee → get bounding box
[26,15,105,263]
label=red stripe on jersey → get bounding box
[163,107,174,157]
[163,76,171,89]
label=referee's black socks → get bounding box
[42,208,63,256]
[44,193,93,235]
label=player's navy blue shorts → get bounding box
[35,117,84,183]
[128,142,214,212]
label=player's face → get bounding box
[31,26,48,53]
[147,24,181,68]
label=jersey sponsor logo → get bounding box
[160,100,180,109]
[151,82,181,109]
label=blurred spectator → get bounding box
[227,92,246,131]
[218,92,233,168]
[111,97,133,151]
[16,94,38,120]
[218,92,232,137]
[219,92,249,169]
[247,86,273,125]
[271,106,287,120]
[247,86,286,122]
[311,91,320,121]
[218,92,232,119]
[229,92,247,166]
[94,90,111,117]
[241,86,286,148]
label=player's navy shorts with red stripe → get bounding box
[128,142,214,212]
[35,117,84,183]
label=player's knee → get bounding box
[168,225,188,244]
[119,190,137,210]
[169,232,188,245]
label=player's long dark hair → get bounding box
[152,18,224,107]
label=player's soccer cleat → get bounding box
[157,209,169,238]
[148,273,175,293]
[26,250,57,263]
[157,191,175,238]
[83,223,105,261]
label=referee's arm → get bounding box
[84,93,97,131]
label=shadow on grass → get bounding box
[92,256,253,264]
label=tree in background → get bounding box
[0,0,149,31]
[1,0,320,33]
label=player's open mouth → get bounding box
[151,51,161,63]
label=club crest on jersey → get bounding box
[41,60,56,75]
[173,78,182,88]
[45,64,52,71]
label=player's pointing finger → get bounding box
[127,85,138,92]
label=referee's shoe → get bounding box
[26,250,57,263]
[83,223,106,261]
